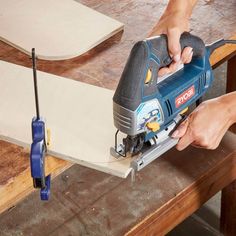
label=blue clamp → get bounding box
[30,117,51,200]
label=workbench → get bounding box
[0,0,236,235]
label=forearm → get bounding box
[162,0,197,19]
[149,0,198,74]
[149,0,198,36]
[219,92,236,125]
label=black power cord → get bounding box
[207,39,236,55]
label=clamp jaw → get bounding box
[30,117,51,200]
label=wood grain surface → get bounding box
[0,0,236,235]
[0,0,123,60]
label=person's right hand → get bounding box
[149,0,197,77]
[171,92,236,151]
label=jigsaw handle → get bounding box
[113,32,206,112]
[150,32,205,68]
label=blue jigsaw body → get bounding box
[112,32,235,162]
[143,46,213,142]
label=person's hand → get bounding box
[171,93,236,151]
[149,0,197,77]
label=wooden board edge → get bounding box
[0,25,124,61]
[48,150,131,179]
[0,133,130,179]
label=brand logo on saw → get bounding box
[175,85,195,108]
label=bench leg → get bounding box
[226,54,236,133]
[226,54,236,93]
[220,180,236,236]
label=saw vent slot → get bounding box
[198,73,206,93]
[113,111,132,129]
[165,100,173,116]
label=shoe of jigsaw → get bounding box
[110,32,236,174]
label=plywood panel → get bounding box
[0,60,131,177]
[0,0,123,60]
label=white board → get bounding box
[0,0,124,60]
[0,61,132,178]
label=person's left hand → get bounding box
[171,96,235,151]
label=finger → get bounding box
[172,118,189,139]
[191,139,209,149]
[176,128,195,151]
[158,67,171,77]
[191,143,204,149]
[158,59,182,77]
[181,47,193,63]
[168,61,181,74]
[185,51,193,64]
[167,28,181,62]
[208,137,222,150]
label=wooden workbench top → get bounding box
[0,132,236,235]
[0,1,236,234]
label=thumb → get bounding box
[171,118,189,139]
[176,128,194,151]
[167,28,181,62]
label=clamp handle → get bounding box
[40,175,51,200]
[30,117,51,200]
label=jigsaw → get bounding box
[111,32,236,175]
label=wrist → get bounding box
[219,92,236,125]
[165,0,195,19]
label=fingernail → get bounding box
[176,145,183,151]
[171,130,179,138]
[173,54,180,62]
[188,47,193,54]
